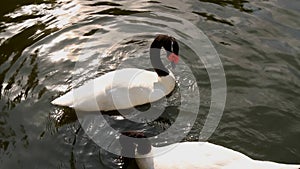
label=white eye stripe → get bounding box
[171,40,174,53]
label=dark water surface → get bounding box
[0,0,299,168]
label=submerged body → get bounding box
[135,142,300,169]
[51,68,175,111]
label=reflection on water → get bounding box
[198,0,255,13]
[0,0,299,168]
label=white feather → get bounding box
[51,68,175,111]
[135,142,300,169]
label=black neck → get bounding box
[150,40,170,77]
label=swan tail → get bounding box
[51,91,74,107]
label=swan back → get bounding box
[51,68,175,111]
[135,142,300,169]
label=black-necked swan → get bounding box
[51,35,179,111]
[119,133,300,169]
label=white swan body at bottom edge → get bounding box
[51,68,175,111]
[135,142,300,169]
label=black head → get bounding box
[119,131,152,157]
[150,35,180,76]
[151,34,179,55]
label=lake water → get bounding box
[0,0,299,168]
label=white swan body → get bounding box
[135,142,300,169]
[51,35,180,111]
[51,68,175,111]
